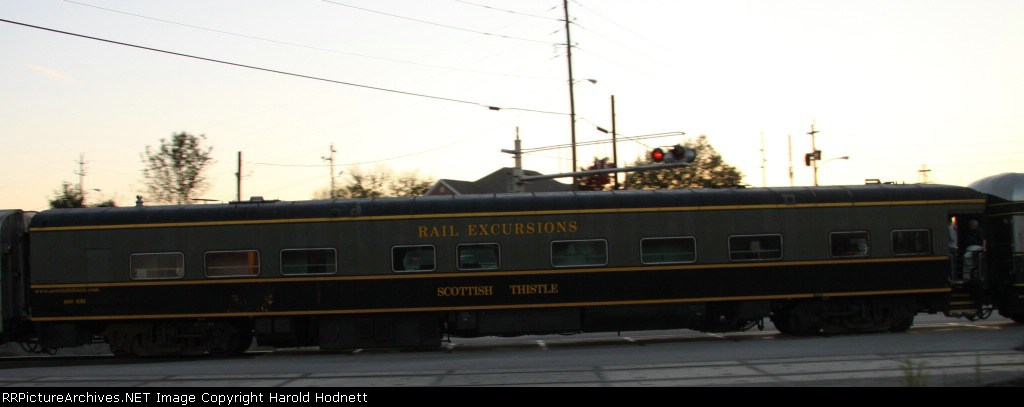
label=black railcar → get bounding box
[11,182,1006,356]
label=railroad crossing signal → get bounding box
[804,150,821,166]
[651,145,697,164]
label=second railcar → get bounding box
[25,183,985,355]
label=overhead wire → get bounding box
[452,0,563,21]
[318,0,560,45]
[250,113,526,169]
[60,0,559,80]
[569,0,678,57]
[0,18,568,116]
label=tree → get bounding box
[314,165,435,199]
[578,157,616,191]
[141,132,215,204]
[622,135,744,189]
[49,182,84,209]
[48,182,117,208]
[94,199,117,207]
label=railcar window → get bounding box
[830,232,871,258]
[457,243,500,271]
[728,235,783,261]
[130,253,184,280]
[891,229,932,256]
[551,240,608,267]
[281,248,337,275]
[393,245,436,272]
[641,237,696,264]
[205,250,260,278]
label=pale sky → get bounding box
[1,0,1021,210]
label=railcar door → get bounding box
[0,210,28,337]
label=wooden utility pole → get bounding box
[235,151,242,202]
[322,144,337,198]
[74,153,87,202]
[502,128,525,193]
[760,131,767,187]
[611,95,619,190]
[808,122,820,186]
[918,164,932,184]
[563,0,578,189]
[787,135,794,187]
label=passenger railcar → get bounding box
[969,173,1024,322]
[0,175,1020,356]
[10,180,1011,356]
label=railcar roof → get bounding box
[29,184,983,229]
[969,172,1024,202]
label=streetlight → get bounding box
[567,78,598,189]
[817,156,850,186]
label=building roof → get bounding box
[425,167,575,196]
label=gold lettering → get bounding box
[419,220,579,238]
[508,284,560,295]
[437,286,494,297]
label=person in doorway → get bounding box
[962,219,986,280]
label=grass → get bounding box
[900,359,929,387]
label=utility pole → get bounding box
[808,122,820,186]
[235,151,242,202]
[760,131,767,187]
[610,95,619,190]
[787,134,794,187]
[513,127,522,170]
[322,144,337,198]
[501,128,525,193]
[563,0,578,189]
[74,153,87,202]
[918,164,932,184]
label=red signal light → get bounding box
[651,148,665,162]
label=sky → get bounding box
[1,0,1021,210]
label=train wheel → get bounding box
[228,330,254,355]
[771,304,819,336]
[770,311,794,334]
[888,301,916,333]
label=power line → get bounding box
[318,0,560,45]
[452,0,563,21]
[518,132,684,153]
[251,133,482,169]
[920,160,1024,168]
[569,0,677,56]
[0,18,568,116]
[61,0,558,81]
[570,22,674,70]
[248,131,682,169]
[572,45,658,77]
